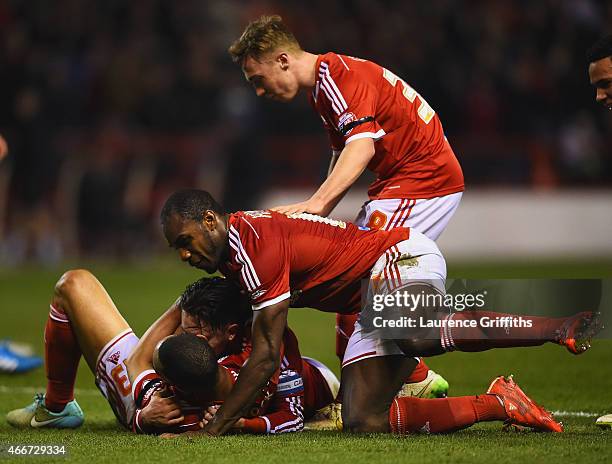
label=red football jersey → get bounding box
[220,210,409,313]
[309,52,464,200]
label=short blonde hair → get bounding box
[228,15,302,64]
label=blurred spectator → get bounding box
[0,0,610,263]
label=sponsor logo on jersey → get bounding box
[107,351,121,365]
[251,289,267,300]
[338,111,357,135]
[243,210,272,219]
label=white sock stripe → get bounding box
[394,398,402,433]
[49,304,69,322]
[447,313,456,349]
[49,313,70,323]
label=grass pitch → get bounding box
[0,260,611,463]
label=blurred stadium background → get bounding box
[0,0,611,264]
[0,1,611,460]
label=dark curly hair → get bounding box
[160,189,224,227]
[179,276,252,331]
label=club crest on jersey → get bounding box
[251,289,267,300]
[106,351,120,365]
[338,112,357,135]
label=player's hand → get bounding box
[200,404,220,426]
[0,135,8,162]
[270,198,326,216]
[140,389,184,431]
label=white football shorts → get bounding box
[355,192,463,240]
[94,329,139,428]
[341,230,446,368]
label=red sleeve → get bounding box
[240,369,304,434]
[229,214,291,310]
[318,56,384,146]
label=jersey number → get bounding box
[111,364,132,396]
[382,68,435,124]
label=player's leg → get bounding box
[373,237,602,358]
[350,199,449,397]
[392,284,602,357]
[341,354,561,434]
[7,269,132,429]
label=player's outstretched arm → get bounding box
[204,300,289,436]
[125,300,181,383]
[271,138,375,217]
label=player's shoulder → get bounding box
[230,210,277,240]
[319,52,379,77]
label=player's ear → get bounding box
[203,210,218,231]
[226,323,239,341]
[277,52,290,70]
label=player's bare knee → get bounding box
[342,409,388,433]
[395,337,442,357]
[54,269,95,308]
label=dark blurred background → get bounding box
[0,0,610,265]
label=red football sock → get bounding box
[389,394,506,434]
[440,311,565,352]
[405,357,429,383]
[44,304,82,412]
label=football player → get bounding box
[228,15,463,391]
[161,189,601,435]
[587,33,612,430]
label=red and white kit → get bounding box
[310,52,464,238]
[220,210,445,367]
[130,328,338,435]
[310,53,462,355]
[94,329,140,429]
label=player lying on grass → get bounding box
[127,276,340,434]
[160,189,601,436]
[5,271,337,434]
[155,333,564,435]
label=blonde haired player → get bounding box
[228,15,464,396]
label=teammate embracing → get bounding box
[228,15,464,391]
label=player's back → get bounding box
[224,210,423,313]
[311,52,463,200]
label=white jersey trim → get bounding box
[319,62,348,115]
[252,291,291,311]
[131,369,157,402]
[346,128,386,144]
[229,225,262,291]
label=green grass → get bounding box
[1,260,611,463]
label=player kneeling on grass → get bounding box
[5,270,337,434]
[160,189,602,436]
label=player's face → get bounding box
[164,212,227,273]
[180,311,233,356]
[242,53,299,102]
[589,57,612,110]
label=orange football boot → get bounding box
[487,375,563,433]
